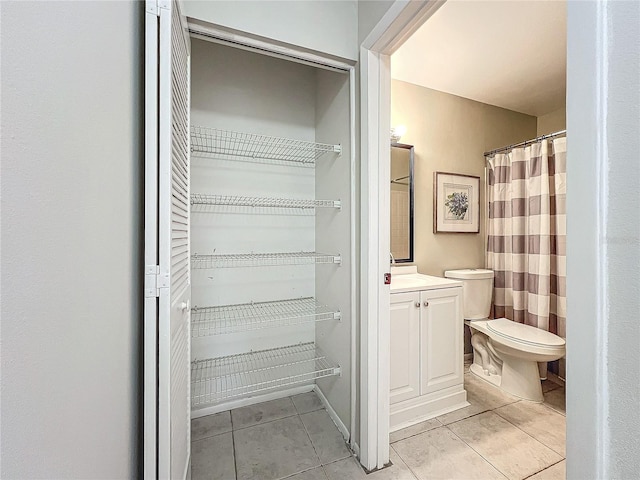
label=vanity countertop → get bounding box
[390,265,462,293]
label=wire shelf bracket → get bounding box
[190,126,342,165]
[191,297,341,337]
[191,251,342,269]
[191,342,341,408]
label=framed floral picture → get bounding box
[434,172,480,233]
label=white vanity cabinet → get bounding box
[389,268,468,432]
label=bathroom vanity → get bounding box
[389,266,469,431]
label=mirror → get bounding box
[390,143,414,263]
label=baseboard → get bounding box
[190,384,314,419]
[390,385,468,432]
[351,441,360,458]
[314,385,350,441]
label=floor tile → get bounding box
[390,418,441,443]
[300,409,351,464]
[437,374,518,425]
[393,426,507,480]
[292,392,324,415]
[448,412,563,480]
[231,396,297,430]
[323,448,417,480]
[526,461,565,480]
[436,391,491,425]
[541,379,562,394]
[234,415,320,480]
[543,388,565,415]
[191,432,235,480]
[191,411,232,441]
[495,402,566,456]
[285,466,328,480]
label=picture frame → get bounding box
[433,172,480,233]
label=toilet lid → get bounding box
[487,318,566,347]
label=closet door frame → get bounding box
[358,0,446,471]
[185,18,358,454]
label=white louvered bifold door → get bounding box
[145,0,191,478]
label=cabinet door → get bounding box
[390,292,421,404]
[420,288,463,395]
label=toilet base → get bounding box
[499,354,544,402]
[470,356,544,402]
[469,363,501,388]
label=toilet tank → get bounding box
[444,269,494,320]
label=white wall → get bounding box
[0,1,142,478]
[184,0,358,61]
[537,107,566,136]
[599,1,640,477]
[358,0,396,45]
[190,39,317,359]
[391,80,537,277]
[566,1,640,478]
[315,68,354,433]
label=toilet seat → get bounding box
[487,318,565,349]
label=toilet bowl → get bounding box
[444,269,566,402]
[465,318,565,402]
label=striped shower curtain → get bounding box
[486,138,567,353]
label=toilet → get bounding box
[444,269,566,402]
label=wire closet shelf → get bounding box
[191,297,341,337]
[191,126,342,165]
[191,342,341,408]
[191,251,341,269]
[190,193,341,211]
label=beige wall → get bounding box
[537,106,566,135]
[391,80,537,277]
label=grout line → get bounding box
[232,412,300,433]
[231,423,238,480]
[522,458,566,479]
[290,394,302,416]
[278,464,325,480]
[389,444,420,480]
[290,392,325,417]
[444,423,510,479]
[541,400,566,417]
[298,412,324,469]
[190,411,234,443]
[492,408,566,458]
[437,407,492,427]
[389,420,443,444]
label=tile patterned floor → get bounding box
[192,367,566,480]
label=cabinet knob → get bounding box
[415,302,420,308]
[423,301,429,307]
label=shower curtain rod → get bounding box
[484,129,566,158]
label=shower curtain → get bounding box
[486,137,567,373]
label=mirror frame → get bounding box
[390,142,414,263]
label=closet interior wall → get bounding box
[315,69,352,434]
[189,38,352,433]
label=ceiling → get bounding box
[391,0,567,117]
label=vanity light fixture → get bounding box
[391,125,407,143]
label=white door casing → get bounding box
[145,1,191,478]
[359,0,443,471]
